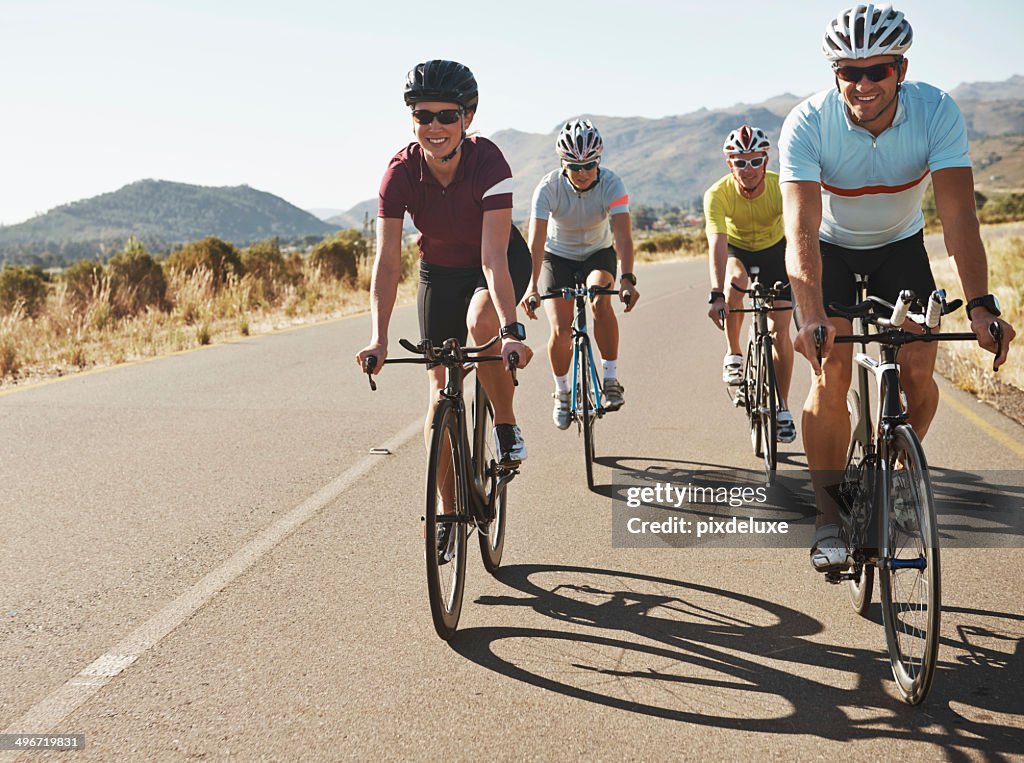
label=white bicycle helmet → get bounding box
[723,125,770,156]
[822,4,913,61]
[555,119,603,163]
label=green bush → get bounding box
[0,265,48,317]
[166,236,243,286]
[108,237,167,317]
[309,229,368,281]
[62,259,105,312]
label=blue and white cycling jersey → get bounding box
[779,81,971,250]
[530,168,630,260]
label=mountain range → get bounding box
[3,75,1022,266]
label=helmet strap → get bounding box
[440,116,467,163]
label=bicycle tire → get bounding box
[425,399,468,641]
[473,379,506,573]
[878,425,940,704]
[758,337,778,484]
[845,389,875,614]
[743,335,759,456]
[581,341,596,490]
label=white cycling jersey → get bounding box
[530,168,630,260]
[779,81,971,249]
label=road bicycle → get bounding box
[364,336,519,640]
[538,273,622,490]
[728,265,792,485]
[819,281,1001,704]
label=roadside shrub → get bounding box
[62,259,105,313]
[241,238,288,301]
[0,265,48,317]
[166,236,243,287]
[108,237,167,317]
[309,229,368,281]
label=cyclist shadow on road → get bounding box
[452,563,1022,752]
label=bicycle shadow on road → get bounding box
[452,563,1022,751]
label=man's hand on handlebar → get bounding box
[500,338,532,372]
[708,296,727,330]
[356,341,387,374]
[521,288,541,320]
[619,282,639,312]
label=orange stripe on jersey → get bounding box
[608,194,629,208]
[821,170,930,197]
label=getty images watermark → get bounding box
[610,468,1024,549]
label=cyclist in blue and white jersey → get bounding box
[780,4,1015,571]
[522,119,639,429]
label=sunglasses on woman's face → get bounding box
[565,160,599,171]
[411,108,463,125]
[730,156,765,169]
[832,60,900,83]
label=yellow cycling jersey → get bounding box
[703,171,784,252]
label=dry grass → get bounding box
[0,256,416,389]
[929,226,1024,397]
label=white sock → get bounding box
[602,360,618,380]
[553,374,570,393]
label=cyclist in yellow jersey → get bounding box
[705,125,796,442]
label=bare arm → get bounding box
[481,209,533,368]
[783,180,833,372]
[933,166,1014,366]
[523,216,548,318]
[611,212,638,311]
[354,216,404,371]
[706,232,729,326]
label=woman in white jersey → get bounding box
[522,119,639,429]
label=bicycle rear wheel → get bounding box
[878,425,940,704]
[580,341,597,490]
[845,388,875,614]
[472,379,506,573]
[757,338,777,484]
[425,399,468,640]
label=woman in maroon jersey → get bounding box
[356,59,533,466]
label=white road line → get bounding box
[0,417,422,743]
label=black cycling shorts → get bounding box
[821,230,936,318]
[538,246,618,296]
[727,238,791,301]
[417,225,531,347]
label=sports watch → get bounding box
[708,290,725,304]
[620,273,637,286]
[965,294,1001,320]
[499,322,526,341]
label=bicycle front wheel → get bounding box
[845,388,874,615]
[580,341,597,490]
[425,399,468,641]
[472,379,506,573]
[878,425,940,704]
[758,338,778,484]
[743,335,759,455]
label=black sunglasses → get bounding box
[832,59,901,83]
[565,160,599,171]
[730,156,765,169]
[411,108,463,125]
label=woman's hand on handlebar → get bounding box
[355,341,387,374]
[521,288,541,320]
[500,338,532,371]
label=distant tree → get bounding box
[108,237,166,316]
[631,204,658,231]
[165,236,243,286]
[0,265,48,317]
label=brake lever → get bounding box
[508,351,520,387]
[363,356,378,391]
[990,321,1003,373]
[813,325,828,369]
[718,308,726,330]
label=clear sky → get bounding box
[2,0,1022,226]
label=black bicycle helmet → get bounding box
[403,60,479,111]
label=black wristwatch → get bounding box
[499,322,526,341]
[620,272,637,286]
[708,290,725,304]
[965,294,1001,320]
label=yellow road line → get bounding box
[0,310,367,398]
[939,388,1024,459]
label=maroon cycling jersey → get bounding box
[378,137,515,268]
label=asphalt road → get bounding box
[1,258,1022,761]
